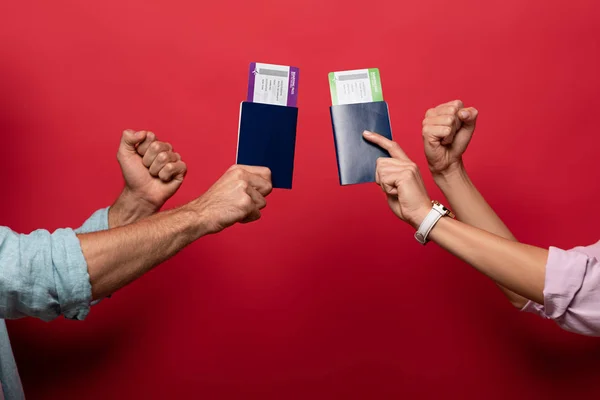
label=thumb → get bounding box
[458,107,478,132]
[119,130,147,153]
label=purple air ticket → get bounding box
[247,62,299,107]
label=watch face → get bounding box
[415,232,425,243]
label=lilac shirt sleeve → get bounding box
[522,242,600,336]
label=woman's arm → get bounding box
[428,216,546,304]
[365,130,600,336]
[434,166,529,307]
[421,101,528,307]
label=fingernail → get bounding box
[135,131,144,138]
[459,110,469,119]
[363,130,372,136]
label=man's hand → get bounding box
[118,129,187,210]
[422,100,478,178]
[190,165,273,234]
[110,130,187,228]
[363,131,431,229]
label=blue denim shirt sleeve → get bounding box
[0,207,109,322]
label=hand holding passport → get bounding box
[237,62,299,189]
[236,62,393,189]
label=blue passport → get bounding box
[330,101,393,185]
[236,101,298,189]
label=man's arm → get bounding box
[80,204,205,300]
[81,165,271,300]
[0,165,271,320]
[0,209,202,321]
[422,102,528,308]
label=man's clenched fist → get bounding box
[191,165,273,234]
[118,129,187,213]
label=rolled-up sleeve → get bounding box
[75,207,109,234]
[0,207,110,322]
[522,246,600,336]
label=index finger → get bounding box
[235,165,272,182]
[426,100,464,117]
[362,131,409,160]
[137,131,157,156]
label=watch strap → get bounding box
[414,201,453,245]
[414,207,444,244]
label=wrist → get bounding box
[174,202,211,240]
[109,188,159,228]
[183,199,217,237]
[432,161,470,189]
[413,200,455,244]
[408,204,433,230]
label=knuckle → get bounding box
[237,179,249,190]
[376,157,389,169]
[163,163,174,173]
[445,115,456,126]
[150,142,162,152]
[448,106,458,115]
[239,195,252,208]
[443,126,452,135]
[157,152,169,162]
[231,168,245,179]
[407,162,418,172]
[425,108,435,116]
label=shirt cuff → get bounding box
[543,246,589,319]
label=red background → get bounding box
[1,0,600,398]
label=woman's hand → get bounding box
[363,131,432,229]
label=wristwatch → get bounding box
[414,200,455,245]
